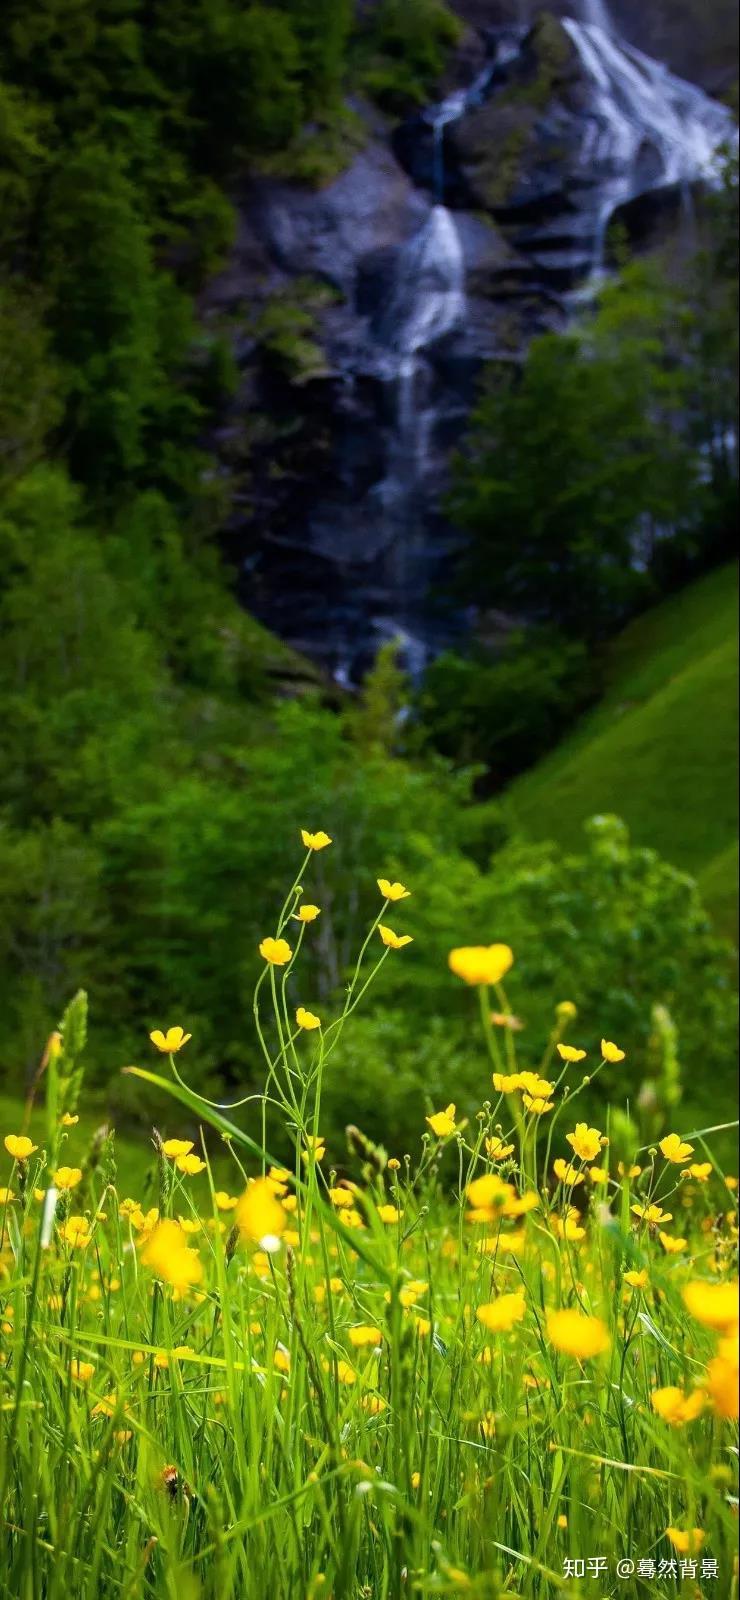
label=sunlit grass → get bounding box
[1,838,737,1599]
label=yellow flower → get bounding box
[70,1359,96,1383]
[659,1132,694,1164]
[301,830,332,851]
[651,1386,705,1425]
[236,1179,287,1250]
[378,924,413,950]
[162,1139,193,1158]
[683,1280,739,1332]
[448,944,513,987]
[566,1124,602,1163]
[140,1220,203,1291]
[666,1528,705,1555]
[493,1072,522,1093]
[466,1174,512,1211]
[624,1269,648,1289]
[53,1166,82,1191]
[552,1214,585,1241]
[4,1135,37,1161]
[328,1186,354,1209]
[490,1012,523,1030]
[149,1026,191,1053]
[618,1162,642,1178]
[588,1166,608,1185]
[427,1104,457,1138]
[546,1309,609,1359]
[295,903,321,922]
[61,1113,79,1127]
[504,1191,538,1218]
[214,1191,238,1212]
[348,1325,382,1348]
[361,1393,386,1414]
[336,1359,356,1385]
[296,1006,321,1031]
[554,1158,584,1188]
[61,1215,92,1248]
[485,1136,514,1161]
[659,1231,687,1254]
[259,937,292,966]
[632,1203,672,1225]
[476,1293,526,1334]
[377,1204,400,1223]
[557,1514,568,1529]
[687,1162,712,1181]
[706,1353,739,1418]
[302,1135,325,1163]
[377,878,411,901]
[175,1153,206,1176]
[523,1094,554,1115]
[557,1045,586,1063]
[600,1039,625,1062]
[518,1072,554,1096]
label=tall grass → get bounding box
[1,838,737,1599]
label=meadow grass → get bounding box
[505,563,739,937]
[1,838,738,1600]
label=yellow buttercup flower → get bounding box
[687,1162,712,1181]
[378,924,413,950]
[493,1072,522,1093]
[175,1153,206,1176]
[588,1166,608,1184]
[162,1139,194,1158]
[666,1528,705,1555]
[632,1203,672,1225]
[448,944,513,987]
[490,1011,523,1030]
[427,1104,457,1138]
[377,1204,400,1223]
[236,1179,287,1250]
[624,1269,648,1289]
[659,1133,694,1164]
[553,1158,584,1188]
[295,903,321,923]
[651,1386,705,1425]
[53,1166,83,1191]
[683,1280,739,1332]
[377,878,411,901]
[4,1135,37,1161]
[61,1113,79,1127]
[466,1174,514,1210]
[296,1006,321,1031]
[141,1219,203,1292]
[348,1325,382,1348]
[659,1231,687,1254]
[706,1353,739,1418]
[259,937,293,966]
[600,1040,625,1063]
[476,1293,526,1334]
[61,1215,92,1248]
[566,1124,602,1163]
[70,1359,96,1383]
[557,1044,586,1063]
[485,1136,514,1161]
[214,1191,238,1211]
[523,1094,554,1114]
[149,1026,191,1054]
[301,830,332,851]
[547,1309,609,1359]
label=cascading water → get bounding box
[561,16,735,275]
[236,5,736,680]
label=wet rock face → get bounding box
[208,7,735,681]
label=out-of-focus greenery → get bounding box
[0,2,736,1157]
[505,563,739,937]
[451,239,738,640]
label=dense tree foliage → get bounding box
[0,2,735,1154]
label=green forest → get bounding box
[1,0,737,1159]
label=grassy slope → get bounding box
[505,563,739,935]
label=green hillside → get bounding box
[505,563,739,935]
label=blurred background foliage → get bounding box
[0,0,737,1161]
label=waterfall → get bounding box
[562,17,736,274]
[581,0,613,32]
